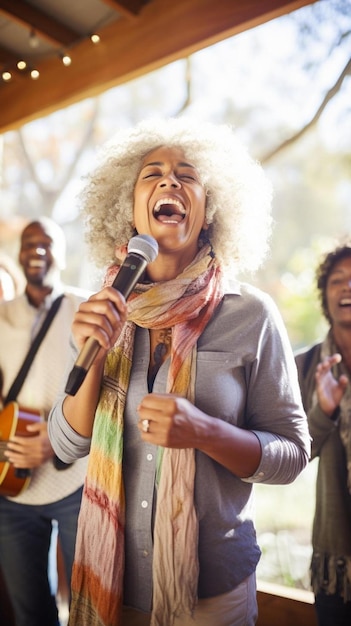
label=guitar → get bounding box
[0,402,42,497]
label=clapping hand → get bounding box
[315,353,349,417]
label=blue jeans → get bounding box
[0,487,83,626]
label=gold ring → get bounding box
[141,419,150,433]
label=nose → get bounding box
[158,173,181,188]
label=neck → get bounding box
[146,248,199,282]
[25,284,53,308]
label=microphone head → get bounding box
[127,234,158,263]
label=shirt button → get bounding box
[142,550,149,557]
[257,471,264,477]
[141,500,148,509]
[146,453,153,461]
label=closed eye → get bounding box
[179,174,197,180]
[142,172,196,181]
[143,173,161,179]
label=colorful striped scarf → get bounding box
[68,246,223,626]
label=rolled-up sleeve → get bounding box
[48,335,91,463]
[244,291,311,483]
[244,430,310,485]
[48,395,91,463]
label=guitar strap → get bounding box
[4,294,65,404]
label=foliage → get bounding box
[1,0,350,591]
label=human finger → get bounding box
[315,355,339,377]
[72,288,127,350]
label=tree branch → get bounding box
[17,100,100,214]
[261,55,351,163]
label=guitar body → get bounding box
[0,402,42,497]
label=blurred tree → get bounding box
[1,0,349,590]
[1,0,350,326]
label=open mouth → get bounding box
[339,297,351,307]
[28,259,46,268]
[153,198,186,223]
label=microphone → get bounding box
[65,234,158,396]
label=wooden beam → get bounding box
[0,44,19,65]
[0,0,80,46]
[257,583,317,626]
[0,45,32,81]
[0,0,316,133]
[100,0,149,18]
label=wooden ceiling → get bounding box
[0,0,316,134]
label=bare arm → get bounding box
[62,286,128,437]
[137,393,261,477]
[197,415,261,477]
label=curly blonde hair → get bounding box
[79,117,273,274]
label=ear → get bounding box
[202,220,209,231]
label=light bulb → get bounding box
[61,54,72,66]
[29,29,40,49]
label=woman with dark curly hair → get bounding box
[296,239,351,626]
[48,117,310,626]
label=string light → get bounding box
[61,53,72,66]
[1,21,103,82]
[29,29,40,49]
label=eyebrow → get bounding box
[329,268,346,276]
[141,160,196,169]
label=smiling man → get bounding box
[295,239,351,626]
[18,218,66,302]
[0,217,89,626]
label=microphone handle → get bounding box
[65,253,148,396]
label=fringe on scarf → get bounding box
[69,245,223,626]
[311,553,351,602]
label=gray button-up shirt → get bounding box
[48,283,310,610]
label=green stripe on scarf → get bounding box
[69,245,223,626]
